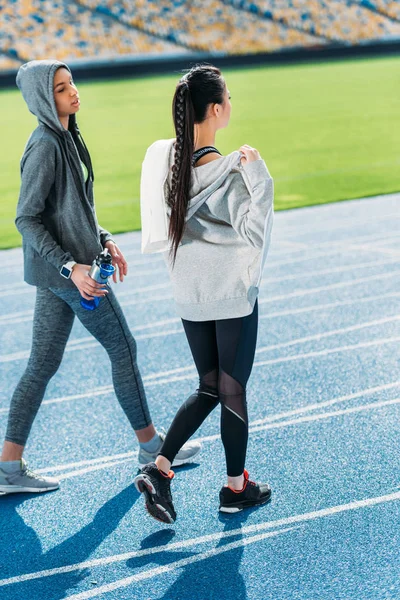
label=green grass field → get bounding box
[0,55,399,249]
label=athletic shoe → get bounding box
[0,459,59,496]
[219,469,272,513]
[134,462,176,524]
[138,432,201,468]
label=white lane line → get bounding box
[3,490,400,591]
[0,387,114,415]
[0,328,183,363]
[259,291,400,321]
[0,281,170,300]
[1,527,297,590]
[0,333,397,414]
[26,380,399,474]
[1,249,398,324]
[248,396,400,434]
[117,256,399,301]
[64,528,298,599]
[272,240,308,249]
[251,381,400,425]
[0,253,164,270]
[146,335,400,388]
[275,207,400,236]
[4,291,398,361]
[260,257,400,285]
[192,397,400,444]
[58,458,137,481]
[258,269,400,305]
[256,314,400,355]
[144,365,195,381]
[3,218,392,271]
[2,269,399,361]
[36,453,134,474]
[1,254,397,301]
[58,397,400,478]
[0,367,197,415]
[0,293,175,326]
[62,314,400,374]
[253,335,400,369]
[36,389,400,480]
[2,285,398,334]
[64,318,182,348]
[347,243,400,258]
[1,229,400,296]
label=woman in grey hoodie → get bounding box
[0,60,200,496]
[135,65,274,522]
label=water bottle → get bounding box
[80,248,115,311]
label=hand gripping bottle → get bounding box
[80,248,115,311]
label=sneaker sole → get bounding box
[219,490,272,514]
[133,474,175,525]
[0,485,59,495]
[138,445,201,470]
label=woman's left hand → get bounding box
[105,240,128,283]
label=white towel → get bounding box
[140,139,175,254]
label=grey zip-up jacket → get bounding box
[15,60,113,289]
[141,139,274,321]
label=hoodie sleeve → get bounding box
[223,159,274,250]
[15,136,75,271]
[98,226,114,247]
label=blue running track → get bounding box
[0,193,399,600]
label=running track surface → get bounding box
[0,193,399,600]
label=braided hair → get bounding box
[168,64,226,263]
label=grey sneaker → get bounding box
[138,432,201,468]
[0,459,60,495]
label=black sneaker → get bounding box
[219,470,272,513]
[134,462,176,524]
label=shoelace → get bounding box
[159,479,173,502]
[155,470,173,501]
[21,465,46,482]
[243,471,259,495]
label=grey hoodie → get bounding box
[143,141,274,321]
[15,60,113,289]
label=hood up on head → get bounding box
[16,59,70,134]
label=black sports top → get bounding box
[192,145,222,166]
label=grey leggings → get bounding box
[5,287,151,446]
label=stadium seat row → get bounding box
[0,0,189,67]
[225,0,400,43]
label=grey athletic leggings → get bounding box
[5,287,151,446]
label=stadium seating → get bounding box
[225,0,400,43]
[0,0,190,67]
[356,0,400,21]
[80,0,326,53]
[0,0,399,71]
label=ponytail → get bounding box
[167,64,226,264]
[168,81,195,263]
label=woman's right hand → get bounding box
[70,264,109,301]
[239,144,261,166]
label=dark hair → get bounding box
[68,114,94,184]
[168,64,226,263]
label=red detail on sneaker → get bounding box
[159,469,175,480]
[227,469,257,493]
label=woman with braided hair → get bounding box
[135,64,274,523]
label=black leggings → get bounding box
[160,301,258,477]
